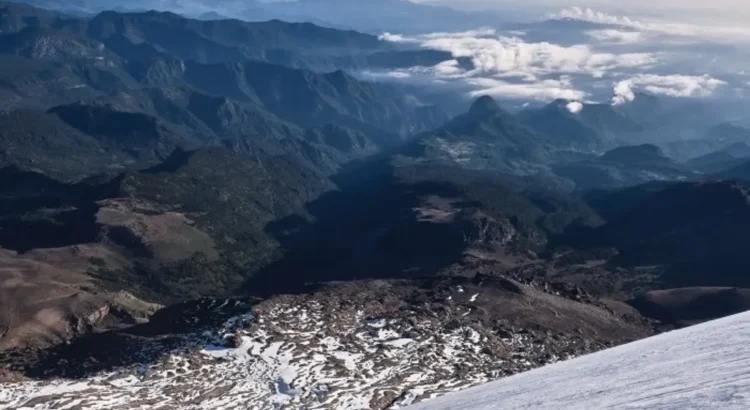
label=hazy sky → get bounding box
[414,0,750,23]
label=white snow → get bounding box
[377,328,401,340]
[408,310,750,409]
[434,138,476,163]
[2,302,525,410]
[367,318,387,328]
[385,338,414,347]
[8,293,679,410]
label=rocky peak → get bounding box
[468,95,500,116]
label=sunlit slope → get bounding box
[410,310,750,409]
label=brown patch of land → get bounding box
[96,198,219,263]
[0,244,160,350]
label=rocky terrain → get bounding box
[1,276,651,409]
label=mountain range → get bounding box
[3,1,750,408]
[519,99,643,151]
[12,0,524,33]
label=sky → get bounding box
[414,0,750,24]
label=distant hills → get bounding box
[397,95,553,175]
[712,158,750,182]
[389,95,698,192]
[578,181,750,289]
[0,1,450,180]
[600,144,673,165]
[686,142,750,173]
[0,1,455,71]
[0,78,445,180]
[519,99,643,151]
[553,144,691,191]
[12,0,521,34]
[664,123,750,162]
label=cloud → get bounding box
[566,101,584,113]
[378,30,658,101]
[551,7,643,27]
[432,59,466,76]
[378,33,407,43]
[374,17,736,104]
[611,80,636,105]
[360,59,471,82]
[586,29,643,44]
[612,74,727,104]
[432,37,655,75]
[405,34,656,78]
[467,77,586,101]
[422,28,499,39]
[551,7,750,45]
[379,28,497,43]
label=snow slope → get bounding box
[409,310,750,410]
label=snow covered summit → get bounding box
[408,310,750,409]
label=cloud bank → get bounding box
[585,29,643,44]
[466,77,586,101]
[371,6,744,104]
[377,28,666,101]
[380,30,655,79]
[552,7,750,45]
[612,74,727,104]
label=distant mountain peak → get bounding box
[468,95,499,116]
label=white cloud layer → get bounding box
[552,7,750,45]
[552,7,642,27]
[467,77,586,101]
[585,29,643,44]
[381,30,655,79]
[377,29,664,101]
[612,74,727,104]
[375,8,738,104]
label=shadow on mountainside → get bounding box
[244,158,474,297]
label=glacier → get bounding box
[408,310,750,409]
